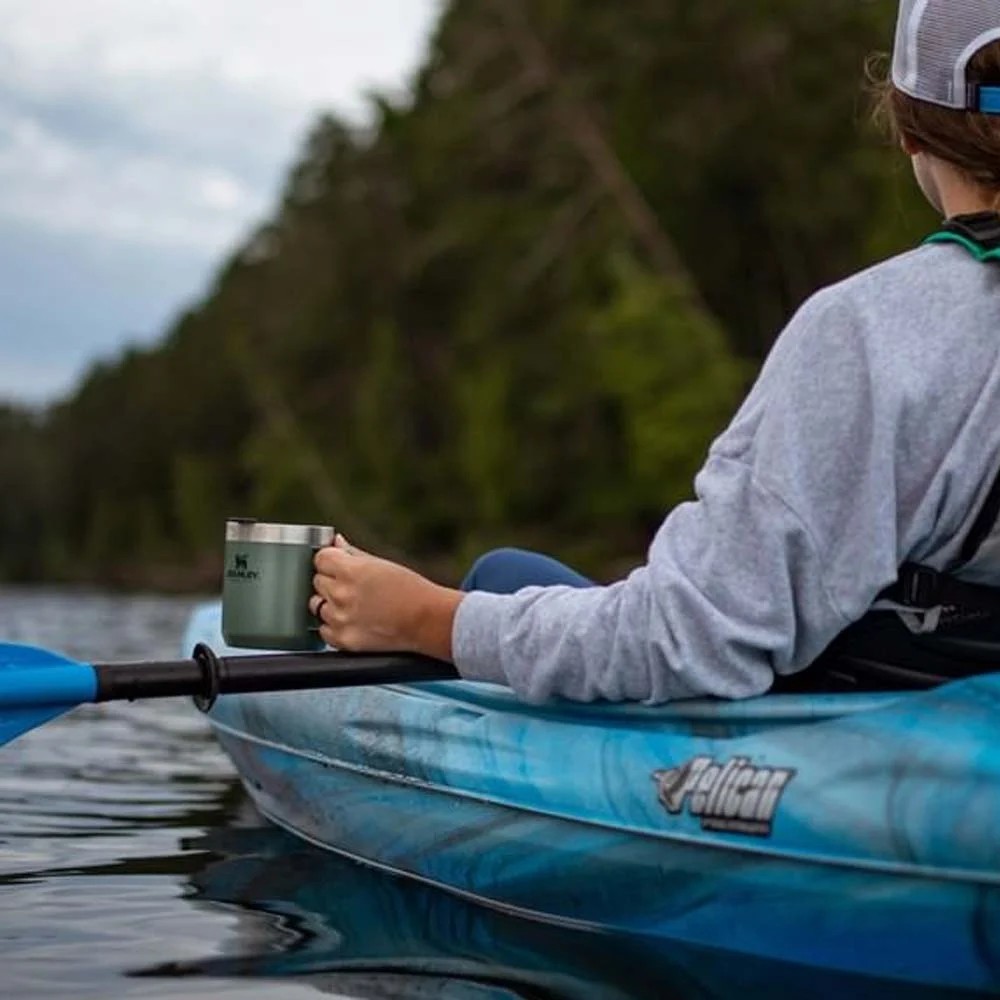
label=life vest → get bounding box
[784,212,1000,693]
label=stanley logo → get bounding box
[226,552,260,581]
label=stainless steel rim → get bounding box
[225,519,335,546]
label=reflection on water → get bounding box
[154,813,635,1000]
[150,814,983,1000]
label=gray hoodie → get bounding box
[452,242,1000,702]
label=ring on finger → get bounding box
[313,597,328,619]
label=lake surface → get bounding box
[0,587,318,999]
[0,587,654,1000]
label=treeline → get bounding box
[0,0,933,588]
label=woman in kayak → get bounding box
[311,0,1000,703]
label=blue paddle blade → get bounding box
[0,644,98,747]
[0,704,76,746]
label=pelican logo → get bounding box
[226,552,260,581]
[652,756,795,837]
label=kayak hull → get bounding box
[186,603,1000,994]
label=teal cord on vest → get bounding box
[924,231,1000,262]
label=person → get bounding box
[310,0,1000,704]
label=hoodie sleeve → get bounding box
[452,287,907,703]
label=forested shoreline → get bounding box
[0,0,934,590]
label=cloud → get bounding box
[0,0,439,253]
[0,0,437,107]
[0,0,440,402]
[0,105,259,250]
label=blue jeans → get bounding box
[461,548,594,594]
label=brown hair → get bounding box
[872,41,1000,199]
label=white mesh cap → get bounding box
[893,0,1000,110]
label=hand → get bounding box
[309,535,463,661]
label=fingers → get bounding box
[309,571,344,624]
[319,623,351,648]
[335,533,364,556]
[314,534,367,575]
[314,545,354,575]
[310,573,349,610]
[318,622,364,651]
[308,592,327,619]
[311,536,364,646]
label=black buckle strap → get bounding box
[882,562,1000,616]
[901,565,942,607]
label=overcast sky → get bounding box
[0,0,440,405]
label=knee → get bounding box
[462,548,533,594]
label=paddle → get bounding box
[0,641,459,748]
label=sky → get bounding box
[0,0,440,406]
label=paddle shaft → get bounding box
[93,648,460,704]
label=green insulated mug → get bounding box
[222,519,335,650]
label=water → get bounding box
[0,587,325,999]
[0,587,638,1000]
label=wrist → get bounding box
[414,585,463,661]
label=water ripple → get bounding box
[0,588,327,999]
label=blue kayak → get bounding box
[185,603,1000,995]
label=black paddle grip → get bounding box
[93,647,459,703]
